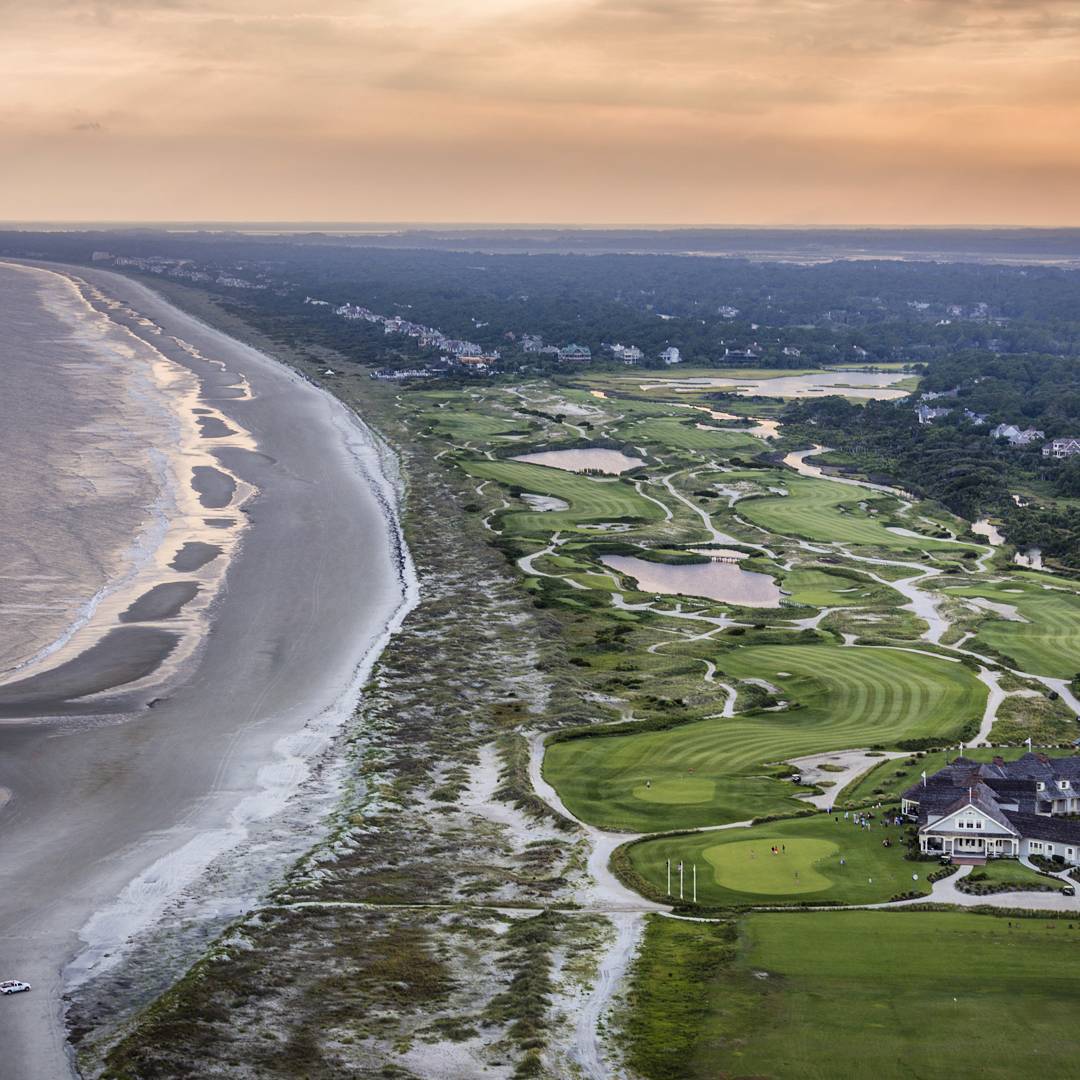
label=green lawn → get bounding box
[419,409,530,441]
[461,458,665,535]
[735,471,972,552]
[615,416,762,454]
[624,811,924,907]
[941,578,1080,679]
[631,910,1080,1080]
[968,859,1054,890]
[544,643,985,831]
[781,566,900,607]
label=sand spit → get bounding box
[0,264,417,1080]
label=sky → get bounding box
[2,0,1079,225]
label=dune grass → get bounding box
[624,811,924,907]
[544,643,985,831]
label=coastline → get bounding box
[0,264,418,1080]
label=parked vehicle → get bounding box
[1061,884,1076,897]
[0,980,31,995]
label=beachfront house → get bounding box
[903,754,1080,865]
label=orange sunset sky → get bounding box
[2,0,1078,225]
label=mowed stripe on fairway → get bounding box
[545,644,984,831]
[734,472,968,551]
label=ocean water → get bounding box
[0,262,176,678]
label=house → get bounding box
[610,343,643,363]
[1043,437,1080,460]
[558,344,592,362]
[991,423,1044,446]
[963,409,989,426]
[903,754,1080,865]
[659,347,681,365]
[916,404,951,425]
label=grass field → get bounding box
[734,471,971,552]
[628,910,1080,1080]
[624,811,925,907]
[941,577,1080,679]
[615,416,762,454]
[418,409,531,441]
[461,457,665,535]
[967,859,1053,890]
[781,566,901,607]
[544,643,985,830]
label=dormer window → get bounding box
[1059,780,1070,790]
[1037,782,1046,791]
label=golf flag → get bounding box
[921,770,927,786]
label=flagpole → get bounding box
[666,859,671,897]
[693,863,697,904]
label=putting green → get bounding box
[632,778,716,804]
[703,837,837,894]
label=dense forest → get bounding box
[6,229,1080,369]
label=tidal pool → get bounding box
[513,447,645,474]
[602,554,782,606]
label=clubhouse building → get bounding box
[902,754,1080,866]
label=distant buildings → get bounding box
[916,404,951,425]
[1043,437,1080,460]
[558,344,592,362]
[609,343,643,363]
[991,424,1044,446]
[659,346,681,365]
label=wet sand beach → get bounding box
[0,264,415,1079]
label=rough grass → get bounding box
[544,644,986,831]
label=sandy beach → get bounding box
[0,264,416,1079]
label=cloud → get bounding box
[0,0,1078,221]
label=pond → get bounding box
[601,554,783,607]
[512,448,646,474]
[972,518,1004,546]
[640,369,912,400]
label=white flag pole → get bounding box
[666,859,671,897]
[693,863,697,904]
[679,861,684,900]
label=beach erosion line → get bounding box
[58,269,421,994]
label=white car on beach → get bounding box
[0,980,31,994]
